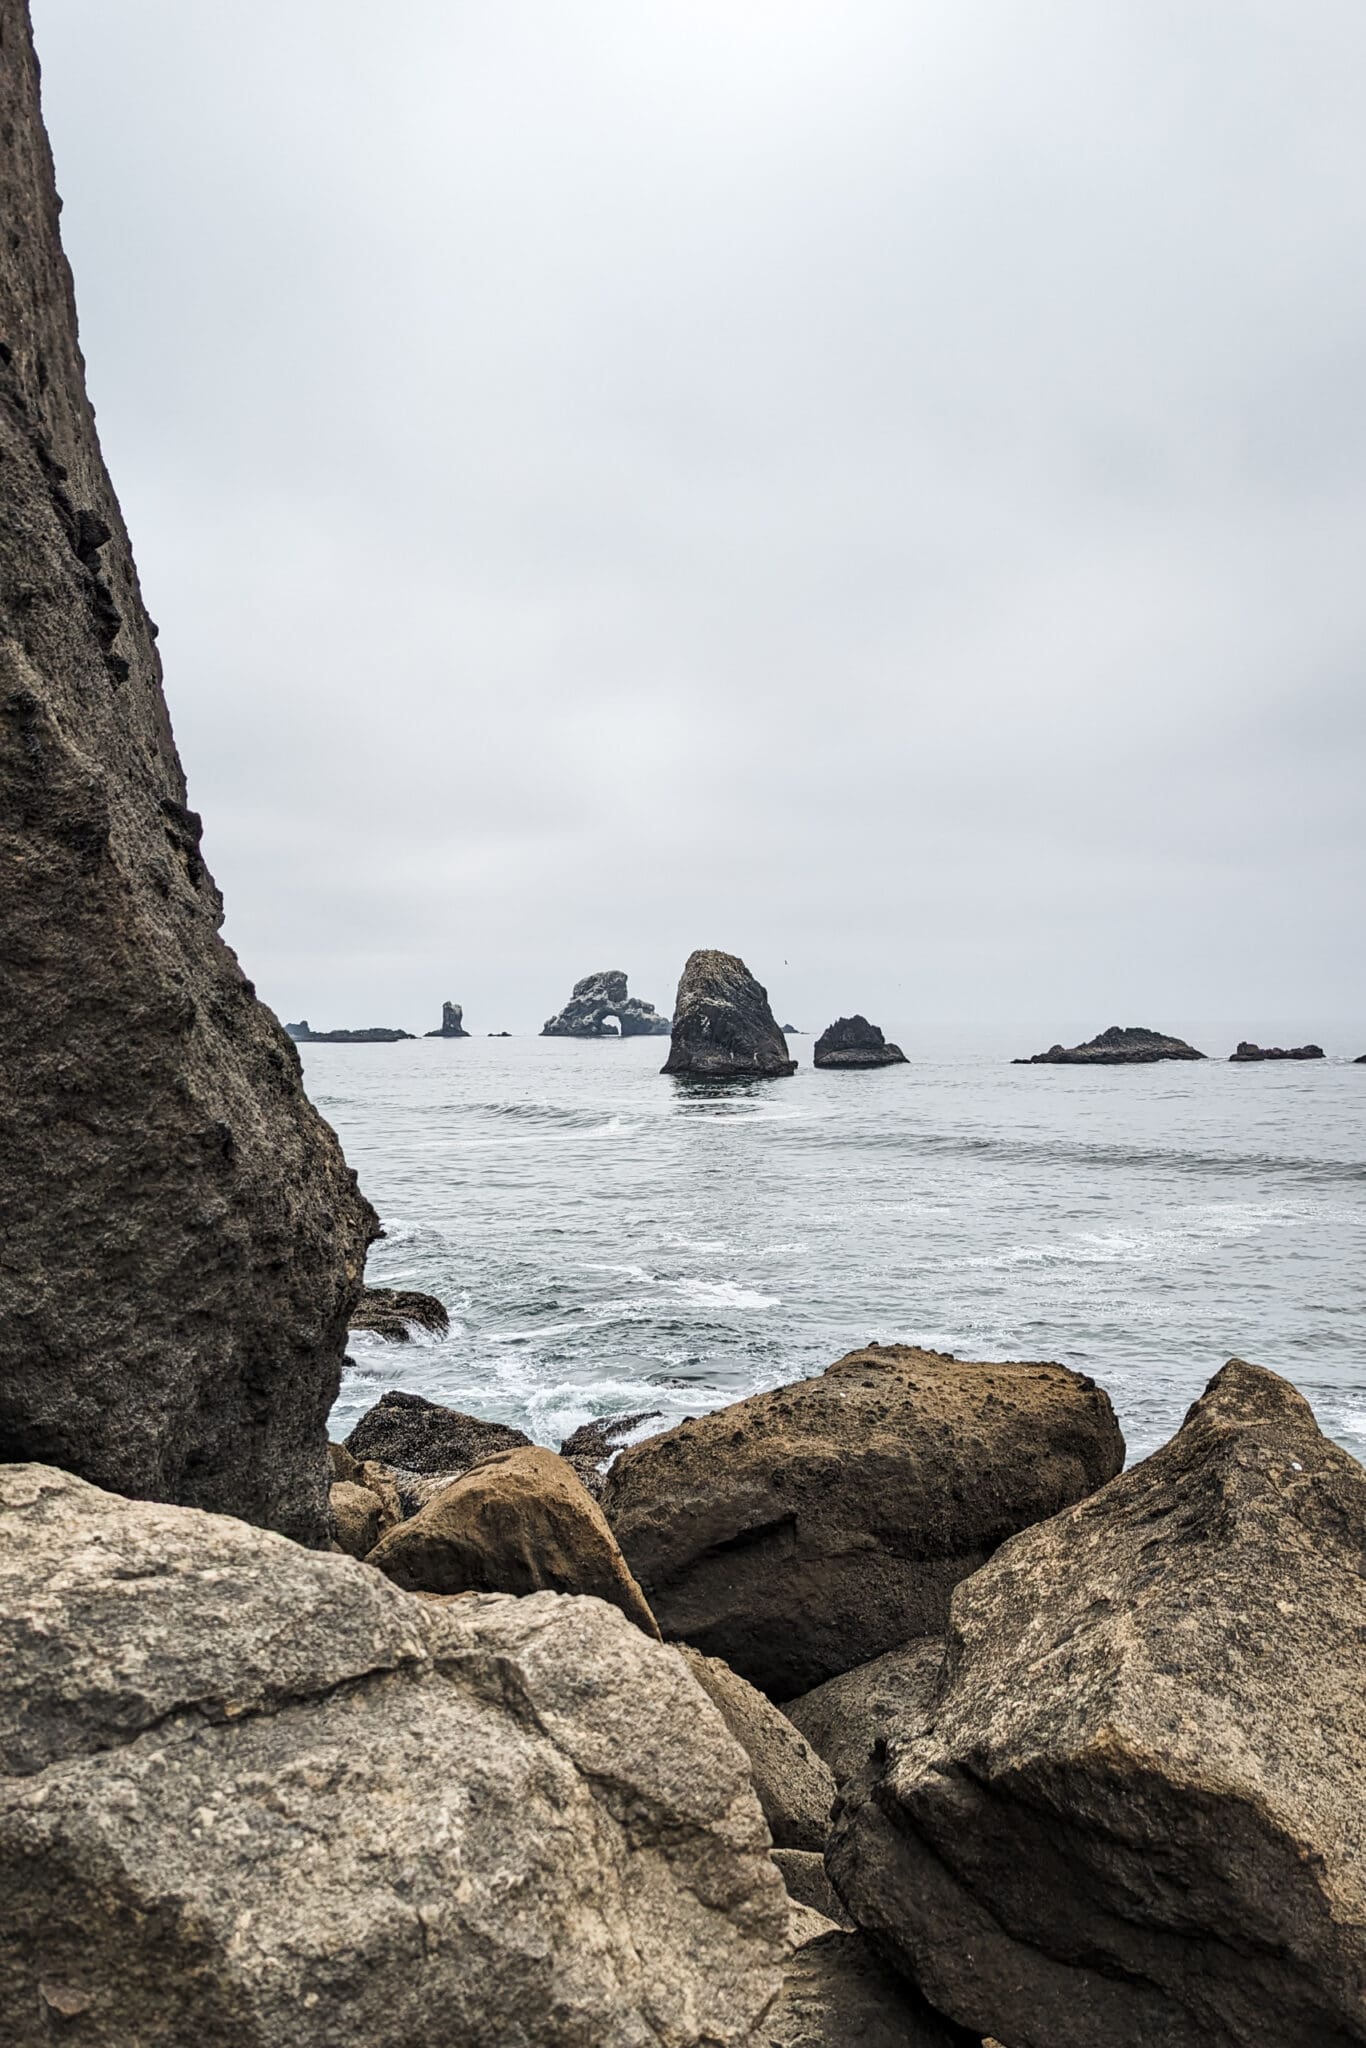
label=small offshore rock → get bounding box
[424,999,470,1037]
[1228,1039,1325,1061]
[369,1445,661,1637]
[348,1286,450,1343]
[285,1019,415,1042]
[812,1015,907,1069]
[329,1478,382,1557]
[558,1409,661,1498]
[1013,1023,1205,1063]
[542,969,671,1037]
[346,1388,529,1472]
[661,949,796,1078]
[783,1637,944,1787]
[677,1645,836,1851]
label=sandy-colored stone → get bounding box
[328,1439,360,1484]
[758,1929,973,2046]
[828,1360,1366,2048]
[329,1479,381,1558]
[679,1645,835,1851]
[783,1638,944,1787]
[604,1346,1123,1697]
[369,1445,661,1636]
[771,1850,853,1930]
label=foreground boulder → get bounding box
[1229,1040,1325,1061]
[1013,1024,1205,1063]
[346,1387,530,1470]
[0,5,376,1546]
[348,1287,451,1342]
[828,1360,1366,2048]
[662,950,796,1078]
[812,1016,907,1068]
[783,1637,944,1787]
[603,1346,1123,1696]
[542,969,671,1037]
[369,1445,661,1637]
[0,1464,787,2046]
[678,1645,835,1850]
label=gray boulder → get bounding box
[0,1,374,1546]
[827,1359,1366,2048]
[603,1345,1124,1697]
[661,950,796,1078]
[678,1645,835,1851]
[542,969,671,1037]
[783,1638,944,1787]
[346,1388,530,1472]
[812,1016,908,1068]
[0,1463,788,2046]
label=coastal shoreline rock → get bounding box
[424,999,469,1037]
[558,1409,661,1499]
[676,1644,836,1851]
[285,1019,414,1042]
[661,950,796,1079]
[348,1287,450,1342]
[783,1637,944,1788]
[346,1389,530,1472]
[813,1015,907,1068]
[1013,1023,1206,1064]
[1229,1040,1325,1061]
[542,969,671,1037]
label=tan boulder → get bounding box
[328,1440,360,1484]
[603,1346,1124,1696]
[758,1928,971,2046]
[369,1445,660,1637]
[828,1360,1366,2048]
[329,1479,382,1558]
[783,1637,944,1786]
[678,1645,835,1851]
[771,1850,853,1930]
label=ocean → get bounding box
[306,1025,1366,1468]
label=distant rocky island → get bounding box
[1014,1024,1206,1065]
[662,950,796,1078]
[1229,1040,1324,1062]
[814,1015,907,1069]
[542,970,671,1038]
[425,1000,469,1039]
[286,1019,415,1043]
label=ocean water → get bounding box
[305,1025,1366,1468]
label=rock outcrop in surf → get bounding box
[1229,1040,1324,1061]
[661,950,796,1078]
[1013,1024,1206,1064]
[541,969,671,1037]
[425,999,469,1037]
[285,1019,414,1042]
[813,1015,907,1068]
[0,7,374,1547]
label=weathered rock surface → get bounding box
[812,1016,908,1069]
[542,969,671,1037]
[758,1929,974,2048]
[1229,1040,1325,1061]
[662,950,796,1078]
[0,3,374,1546]
[369,1445,661,1636]
[558,1407,661,1498]
[783,1638,944,1787]
[348,1286,450,1342]
[424,999,469,1037]
[346,1388,530,1472]
[827,1359,1366,2048]
[678,1645,836,1851]
[327,1439,360,1483]
[0,1463,787,2047]
[604,1345,1123,1697]
[771,1850,854,1929]
[285,1019,414,1042]
[329,1478,382,1557]
[1013,1024,1205,1064]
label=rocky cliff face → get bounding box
[0,2,375,1545]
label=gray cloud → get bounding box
[32,0,1366,1034]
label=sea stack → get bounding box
[813,1015,907,1069]
[1229,1040,1324,1061]
[1014,1024,1206,1064]
[661,950,796,1078]
[542,969,671,1037]
[426,1000,470,1038]
[0,8,375,1546]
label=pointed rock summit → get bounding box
[661,950,796,1078]
[813,1016,907,1069]
[542,969,670,1037]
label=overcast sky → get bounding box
[32,1,1366,1034]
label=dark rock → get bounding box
[424,999,469,1038]
[813,1015,908,1069]
[0,1463,787,2046]
[346,1389,530,1473]
[677,1645,836,1851]
[285,1019,414,1042]
[542,968,671,1037]
[1013,1023,1206,1063]
[1229,1040,1325,1061]
[780,1023,803,1034]
[602,1345,1124,1697]
[558,1408,661,1498]
[758,1929,974,2048]
[783,1638,944,1787]
[348,1286,450,1342]
[770,1851,854,1930]
[827,1359,1366,2048]
[0,7,375,1546]
[661,950,796,1079]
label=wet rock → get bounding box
[542,968,671,1037]
[285,1020,414,1042]
[329,1478,382,1557]
[758,1929,974,2048]
[603,1345,1124,1697]
[827,1359,1366,2048]
[369,1445,661,1637]
[1012,1024,1205,1063]
[812,1015,907,1069]
[558,1408,661,1498]
[677,1645,836,1851]
[345,1388,530,1472]
[0,4,375,1545]
[348,1286,450,1342]
[661,950,796,1079]
[0,1463,787,2047]
[1228,1040,1325,1061]
[783,1637,944,1787]
[424,999,469,1037]
[771,1850,854,1930]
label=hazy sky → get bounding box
[32,1,1366,1034]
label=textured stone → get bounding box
[0,0,374,1545]
[346,1387,530,1472]
[0,1463,788,2047]
[284,1020,413,1041]
[678,1646,836,1851]
[542,969,671,1037]
[771,1851,853,1930]
[661,950,796,1078]
[558,1408,661,1499]
[812,1016,908,1069]
[604,1346,1124,1697]
[783,1638,944,1787]
[1228,1040,1324,1061]
[757,1930,973,2047]
[348,1287,450,1342]
[369,1445,661,1637]
[329,1479,381,1557]
[1013,1024,1205,1064]
[827,1360,1366,2048]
